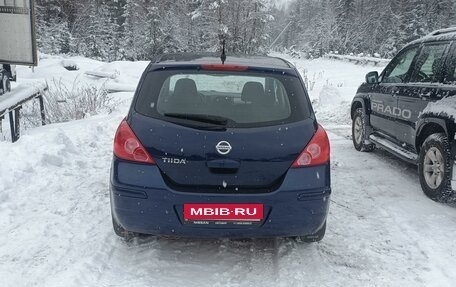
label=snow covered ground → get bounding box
[1,55,456,287]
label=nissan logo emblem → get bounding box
[216,141,232,155]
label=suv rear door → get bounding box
[395,41,451,148]
[441,41,456,96]
[370,45,420,140]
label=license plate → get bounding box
[183,204,264,223]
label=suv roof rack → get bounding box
[427,27,456,37]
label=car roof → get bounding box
[149,53,295,71]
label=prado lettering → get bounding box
[372,101,412,119]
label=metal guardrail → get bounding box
[324,54,390,66]
[0,86,47,142]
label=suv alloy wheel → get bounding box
[418,133,453,201]
[352,108,374,152]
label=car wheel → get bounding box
[352,108,374,152]
[418,133,453,202]
[112,214,139,241]
[294,221,326,243]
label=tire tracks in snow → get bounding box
[210,238,283,287]
[322,123,456,286]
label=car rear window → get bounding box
[134,69,311,128]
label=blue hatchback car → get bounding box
[110,54,331,241]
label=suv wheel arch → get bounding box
[351,98,369,120]
[416,118,451,153]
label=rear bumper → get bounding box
[110,160,331,238]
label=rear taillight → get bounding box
[113,120,154,164]
[292,125,330,168]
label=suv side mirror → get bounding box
[366,71,379,84]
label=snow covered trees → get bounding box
[36,0,273,60]
[35,0,456,60]
[271,0,456,58]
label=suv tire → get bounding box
[352,108,374,152]
[418,133,453,202]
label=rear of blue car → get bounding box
[110,55,331,241]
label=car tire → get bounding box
[112,214,139,241]
[294,221,326,243]
[418,133,453,202]
[352,108,374,152]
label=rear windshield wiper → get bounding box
[164,113,231,126]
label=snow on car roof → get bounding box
[152,53,294,70]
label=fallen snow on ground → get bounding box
[271,52,385,125]
[1,55,456,287]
